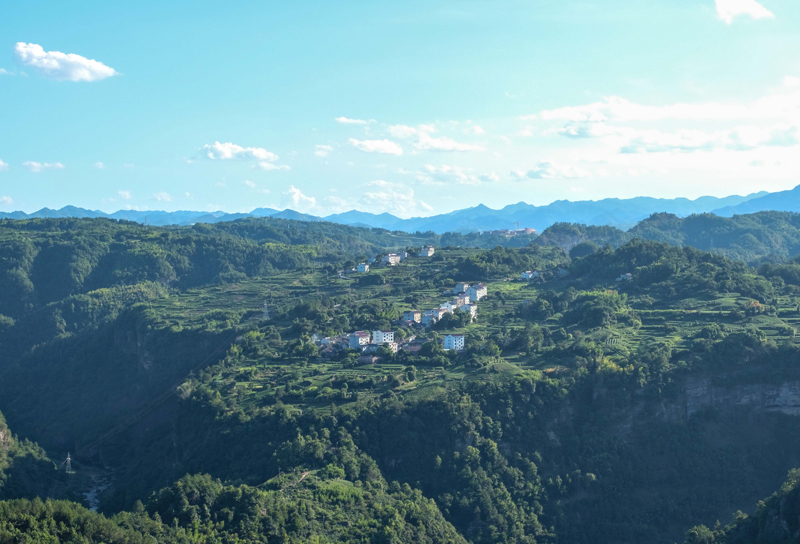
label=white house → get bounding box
[373,330,395,344]
[421,246,435,257]
[467,283,487,301]
[453,282,469,294]
[357,263,370,272]
[383,254,401,266]
[443,334,465,351]
[349,331,371,349]
[403,310,422,323]
[616,273,633,282]
[465,303,478,319]
[421,314,439,326]
[399,251,409,261]
[440,302,456,313]
[454,295,470,307]
[521,271,539,280]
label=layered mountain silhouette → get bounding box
[4,186,799,233]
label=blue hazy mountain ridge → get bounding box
[711,185,800,216]
[0,188,777,232]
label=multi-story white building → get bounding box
[403,310,422,323]
[443,334,465,351]
[372,330,395,344]
[454,295,470,307]
[465,303,478,319]
[521,271,539,280]
[453,282,469,294]
[421,246,435,257]
[357,263,370,272]
[421,314,439,326]
[383,254,401,266]
[349,331,371,349]
[467,283,487,301]
[440,302,456,313]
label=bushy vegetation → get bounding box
[3,215,800,543]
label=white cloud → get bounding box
[416,164,498,185]
[0,159,7,171]
[512,161,591,180]
[463,125,486,135]
[244,180,256,188]
[259,162,290,171]
[203,141,279,161]
[555,121,799,153]
[14,42,117,82]
[0,196,12,205]
[359,181,433,216]
[0,68,12,76]
[315,144,333,157]
[715,0,774,24]
[335,117,373,125]
[387,125,419,139]
[415,132,485,152]
[185,192,194,199]
[118,190,132,200]
[153,192,172,202]
[349,138,404,155]
[23,161,64,173]
[95,162,105,169]
[281,185,317,212]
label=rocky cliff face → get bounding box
[683,378,800,419]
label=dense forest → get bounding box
[2,214,800,543]
[536,210,800,266]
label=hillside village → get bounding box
[306,246,495,362]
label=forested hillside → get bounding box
[2,216,800,543]
[536,210,800,266]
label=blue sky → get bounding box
[2,0,800,217]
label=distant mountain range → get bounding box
[5,185,800,233]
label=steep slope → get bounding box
[0,412,62,501]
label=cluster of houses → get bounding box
[356,246,436,272]
[403,282,487,351]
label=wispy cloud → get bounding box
[94,162,105,169]
[715,0,774,24]
[244,180,256,188]
[153,192,172,202]
[203,141,278,161]
[512,161,591,180]
[416,164,498,185]
[315,144,333,157]
[415,132,485,152]
[281,185,317,212]
[0,68,12,76]
[335,116,374,125]
[202,141,289,170]
[349,138,404,155]
[0,159,7,171]
[118,190,132,200]
[0,196,12,205]
[14,42,117,82]
[23,161,64,173]
[360,180,433,216]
